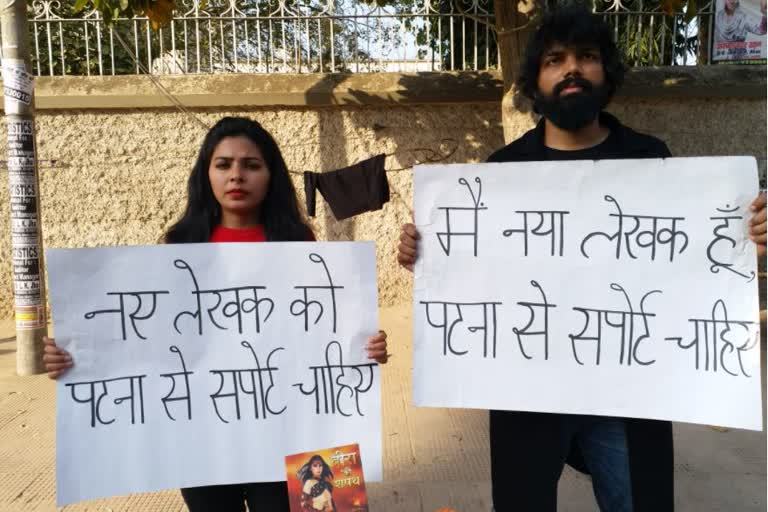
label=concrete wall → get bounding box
[0,68,765,319]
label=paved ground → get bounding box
[0,307,765,511]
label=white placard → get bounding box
[413,156,762,431]
[47,242,382,506]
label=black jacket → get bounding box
[487,113,674,512]
[488,112,672,162]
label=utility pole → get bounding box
[1,0,47,375]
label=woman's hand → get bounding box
[42,336,73,379]
[366,330,390,364]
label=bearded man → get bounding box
[396,7,767,512]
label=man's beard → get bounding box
[534,77,611,132]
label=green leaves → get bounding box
[73,0,90,12]
[71,0,178,27]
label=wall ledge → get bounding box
[6,65,765,110]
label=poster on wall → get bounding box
[713,0,767,63]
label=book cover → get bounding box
[285,443,368,512]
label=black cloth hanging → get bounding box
[303,154,390,221]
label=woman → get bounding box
[297,455,335,512]
[43,117,390,511]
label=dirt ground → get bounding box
[0,307,765,511]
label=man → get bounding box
[397,7,767,512]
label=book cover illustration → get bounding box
[286,443,368,512]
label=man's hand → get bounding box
[750,191,766,258]
[397,223,421,272]
[366,331,390,364]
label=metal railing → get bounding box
[15,0,719,76]
[25,0,497,76]
[593,0,717,66]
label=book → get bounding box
[285,443,368,512]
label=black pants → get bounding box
[181,482,289,512]
[489,410,673,512]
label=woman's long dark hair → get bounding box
[297,455,334,484]
[164,116,310,243]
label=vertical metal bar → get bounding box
[95,19,103,76]
[450,13,454,70]
[317,18,323,72]
[306,17,311,72]
[46,21,53,75]
[427,14,433,71]
[194,18,201,73]
[461,13,466,69]
[109,26,115,74]
[183,21,190,73]
[355,16,360,73]
[293,18,299,72]
[660,14,666,65]
[377,16,383,71]
[269,18,274,72]
[330,17,335,72]
[438,13,443,71]
[485,14,490,70]
[33,23,41,75]
[158,27,164,74]
[648,15,655,65]
[400,18,407,71]
[171,20,177,72]
[232,17,238,72]
[207,19,213,72]
[258,17,264,72]
[280,13,287,70]
[219,19,225,71]
[85,20,91,75]
[672,15,678,65]
[59,22,66,75]
[682,17,688,65]
[133,19,140,73]
[636,1,643,65]
[145,20,152,73]
[473,12,478,70]
[244,19,250,69]
[708,7,715,63]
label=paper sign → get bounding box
[47,242,383,506]
[413,156,762,431]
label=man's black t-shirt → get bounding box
[542,130,621,161]
[485,113,674,512]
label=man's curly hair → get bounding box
[516,6,627,105]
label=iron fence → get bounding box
[10,0,719,76]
